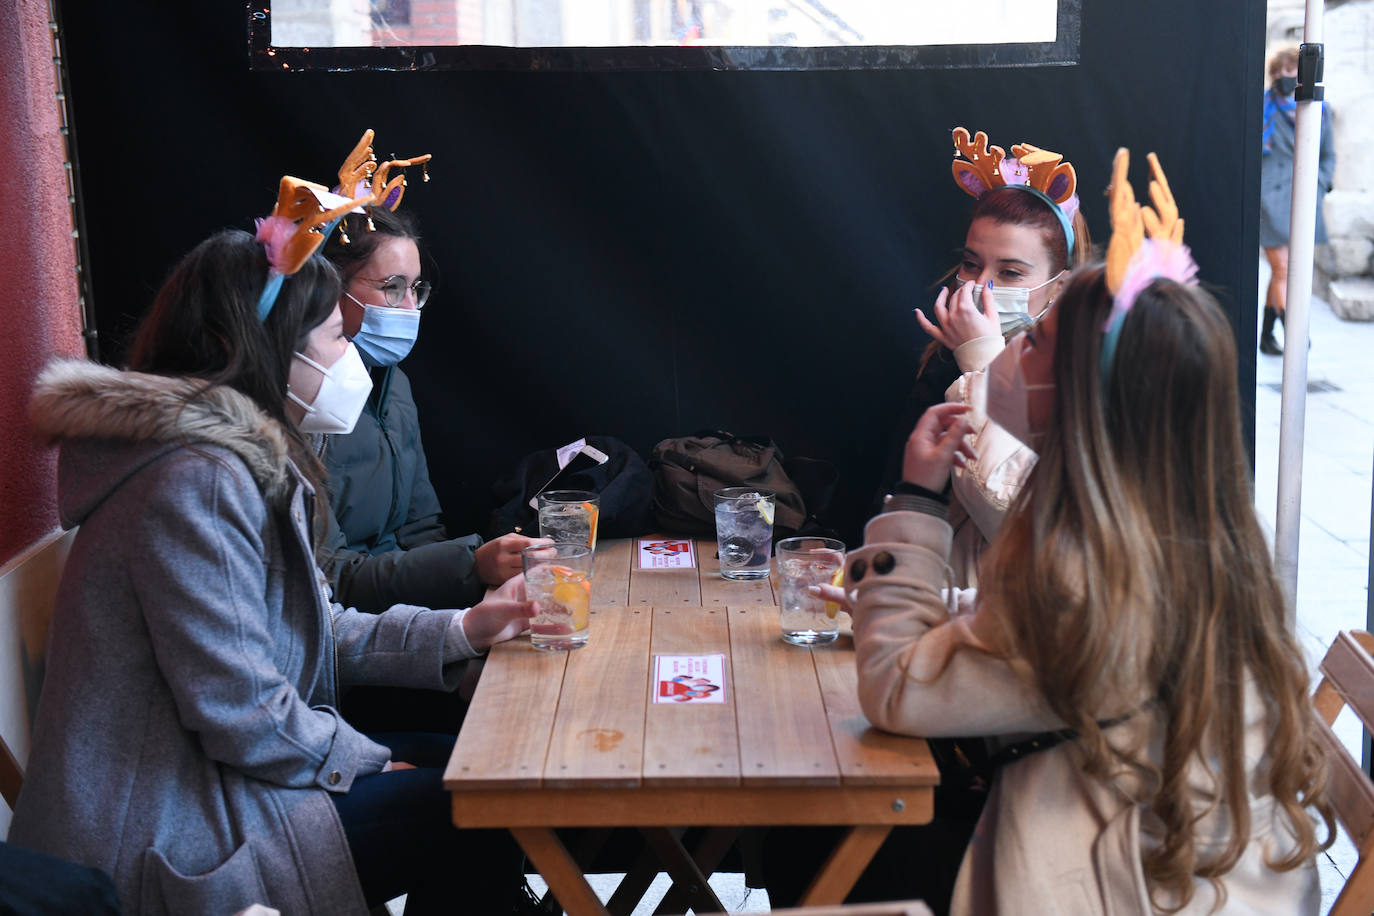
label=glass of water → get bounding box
[536,489,600,550]
[713,487,775,581]
[776,537,845,646]
[522,543,593,651]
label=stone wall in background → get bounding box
[1269,0,1374,319]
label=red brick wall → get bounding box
[377,0,482,45]
[0,0,84,567]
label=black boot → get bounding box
[1276,309,1309,351]
[1260,306,1283,356]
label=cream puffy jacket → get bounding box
[944,335,1037,586]
[849,509,1321,915]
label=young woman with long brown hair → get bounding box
[851,150,1332,913]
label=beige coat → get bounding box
[945,335,1036,587]
[849,509,1320,915]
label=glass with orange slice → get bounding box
[522,543,594,651]
[776,536,846,646]
[536,489,600,551]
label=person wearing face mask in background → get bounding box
[1258,45,1336,356]
[317,197,547,619]
[10,175,536,914]
[894,127,1093,588]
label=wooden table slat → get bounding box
[450,786,933,827]
[812,635,941,787]
[443,640,567,789]
[728,606,842,787]
[697,538,776,606]
[628,533,703,606]
[592,537,633,607]
[544,607,653,787]
[642,607,740,787]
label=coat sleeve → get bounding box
[850,510,1062,738]
[945,339,1038,543]
[330,602,474,690]
[320,497,487,612]
[1318,110,1337,193]
[131,453,389,793]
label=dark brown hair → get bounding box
[128,229,341,526]
[970,185,1093,273]
[321,205,421,280]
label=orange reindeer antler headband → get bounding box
[254,130,432,320]
[950,126,1080,254]
[1099,147,1197,377]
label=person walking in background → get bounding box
[1259,45,1336,356]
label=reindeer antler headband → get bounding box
[1099,147,1198,377]
[951,126,1080,257]
[333,128,433,221]
[254,129,432,321]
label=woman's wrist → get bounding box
[884,481,950,519]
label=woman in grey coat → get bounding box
[1259,45,1337,355]
[11,228,535,915]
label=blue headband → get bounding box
[1008,185,1075,260]
[255,212,348,322]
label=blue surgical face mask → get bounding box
[346,291,421,366]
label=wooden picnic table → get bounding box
[443,536,939,915]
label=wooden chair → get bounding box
[1312,629,1374,916]
[0,528,75,832]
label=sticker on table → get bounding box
[638,538,696,569]
[654,655,727,704]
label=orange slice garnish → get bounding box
[583,502,600,548]
[825,567,844,618]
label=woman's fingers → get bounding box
[978,283,998,323]
[915,292,950,349]
[808,583,853,614]
[903,403,974,492]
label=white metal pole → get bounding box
[1274,2,1325,623]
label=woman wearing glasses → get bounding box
[318,206,544,622]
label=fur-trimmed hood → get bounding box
[31,359,296,521]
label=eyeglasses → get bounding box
[352,275,431,309]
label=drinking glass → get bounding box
[522,543,594,651]
[713,487,775,581]
[776,537,845,645]
[536,490,600,550]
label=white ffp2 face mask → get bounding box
[287,343,373,435]
[984,333,1054,449]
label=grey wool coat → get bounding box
[11,359,473,916]
[1259,90,1336,249]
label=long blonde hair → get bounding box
[981,267,1333,908]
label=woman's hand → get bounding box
[475,534,552,586]
[902,403,977,492]
[915,283,1000,351]
[809,583,854,616]
[461,574,536,651]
